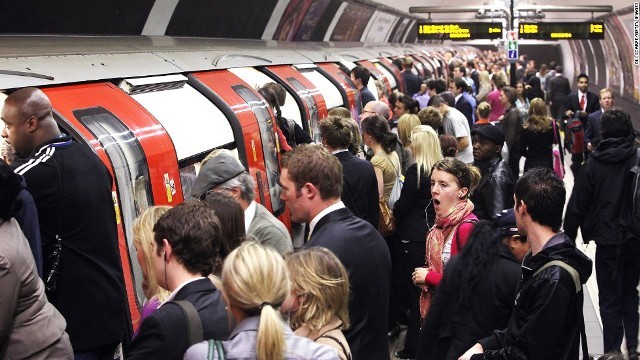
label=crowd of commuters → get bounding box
[1,46,638,360]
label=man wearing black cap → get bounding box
[470,125,514,222]
[190,150,292,255]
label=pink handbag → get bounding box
[552,120,565,179]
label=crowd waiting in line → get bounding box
[1,47,638,360]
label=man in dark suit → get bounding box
[280,144,392,360]
[127,202,229,360]
[547,65,571,123]
[450,77,475,127]
[565,73,600,120]
[402,57,422,97]
[585,88,614,151]
[564,74,600,175]
[320,116,379,228]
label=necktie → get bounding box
[579,94,585,111]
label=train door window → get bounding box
[228,67,304,129]
[372,61,398,90]
[73,106,152,304]
[232,85,284,215]
[295,65,343,110]
[286,77,321,143]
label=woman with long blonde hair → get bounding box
[184,242,339,360]
[392,125,443,358]
[284,247,352,360]
[397,114,422,175]
[132,205,172,338]
[520,97,563,171]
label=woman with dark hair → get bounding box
[525,75,546,103]
[201,191,247,275]
[499,86,523,178]
[514,81,530,120]
[361,115,401,203]
[261,83,313,148]
[412,158,480,319]
[418,216,528,360]
[0,160,73,358]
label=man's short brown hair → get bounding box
[320,116,353,150]
[282,144,342,200]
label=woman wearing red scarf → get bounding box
[412,158,480,319]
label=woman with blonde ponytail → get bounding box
[184,241,339,360]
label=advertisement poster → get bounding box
[273,0,312,41]
[294,0,331,41]
[390,18,411,43]
[362,12,397,43]
[330,3,374,42]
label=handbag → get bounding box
[207,339,225,360]
[378,198,395,237]
[551,120,565,179]
[388,156,403,209]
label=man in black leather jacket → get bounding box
[470,125,514,221]
[460,168,593,360]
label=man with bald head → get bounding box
[1,88,127,357]
[359,100,390,122]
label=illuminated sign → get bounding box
[417,22,503,40]
[518,22,605,40]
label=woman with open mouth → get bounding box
[412,157,480,320]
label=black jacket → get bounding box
[471,157,515,221]
[455,95,474,127]
[547,75,571,105]
[335,151,379,228]
[13,135,127,350]
[305,207,392,360]
[419,244,521,360]
[473,235,592,360]
[127,278,230,360]
[393,163,434,241]
[14,176,43,277]
[403,70,423,97]
[564,91,600,119]
[564,137,637,245]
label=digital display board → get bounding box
[417,22,503,40]
[518,22,605,40]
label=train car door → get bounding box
[317,62,360,120]
[262,65,328,143]
[294,64,343,113]
[357,60,392,97]
[189,70,290,228]
[43,82,182,331]
[375,57,403,93]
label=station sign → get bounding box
[417,22,504,40]
[518,21,605,40]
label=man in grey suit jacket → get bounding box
[280,144,391,360]
[191,150,292,255]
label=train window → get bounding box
[372,61,398,90]
[232,85,284,215]
[296,66,344,109]
[123,76,235,161]
[286,77,321,143]
[228,67,304,129]
[73,106,152,304]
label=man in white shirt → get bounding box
[430,92,474,163]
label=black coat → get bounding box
[127,278,230,360]
[585,109,603,146]
[547,75,571,105]
[455,95,474,127]
[471,157,515,221]
[13,135,126,350]
[564,137,637,245]
[403,70,423,97]
[473,236,592,360]
[419,245,521,360]
[393,163,434,241]
[305,207,392,360]
[335,151,379,228]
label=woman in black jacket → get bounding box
[418,216,528,360]
[520,98,563,171]
[393,125,443,359]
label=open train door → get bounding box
[316,62,360,120]
[43,82,184,334]
[262,65,328,143]
[189,70,291,230]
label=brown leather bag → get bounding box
[378,198,395,237]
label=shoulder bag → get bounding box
[551,120,565,179]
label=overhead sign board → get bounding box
[417,22,503,40]
[518,21,605,40]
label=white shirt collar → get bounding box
[331,149,349,154]
[308,201,345,237]
[244,201,257,233]
[455,93,463,102]
[162,277,206,306]
[578,90,587,97]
